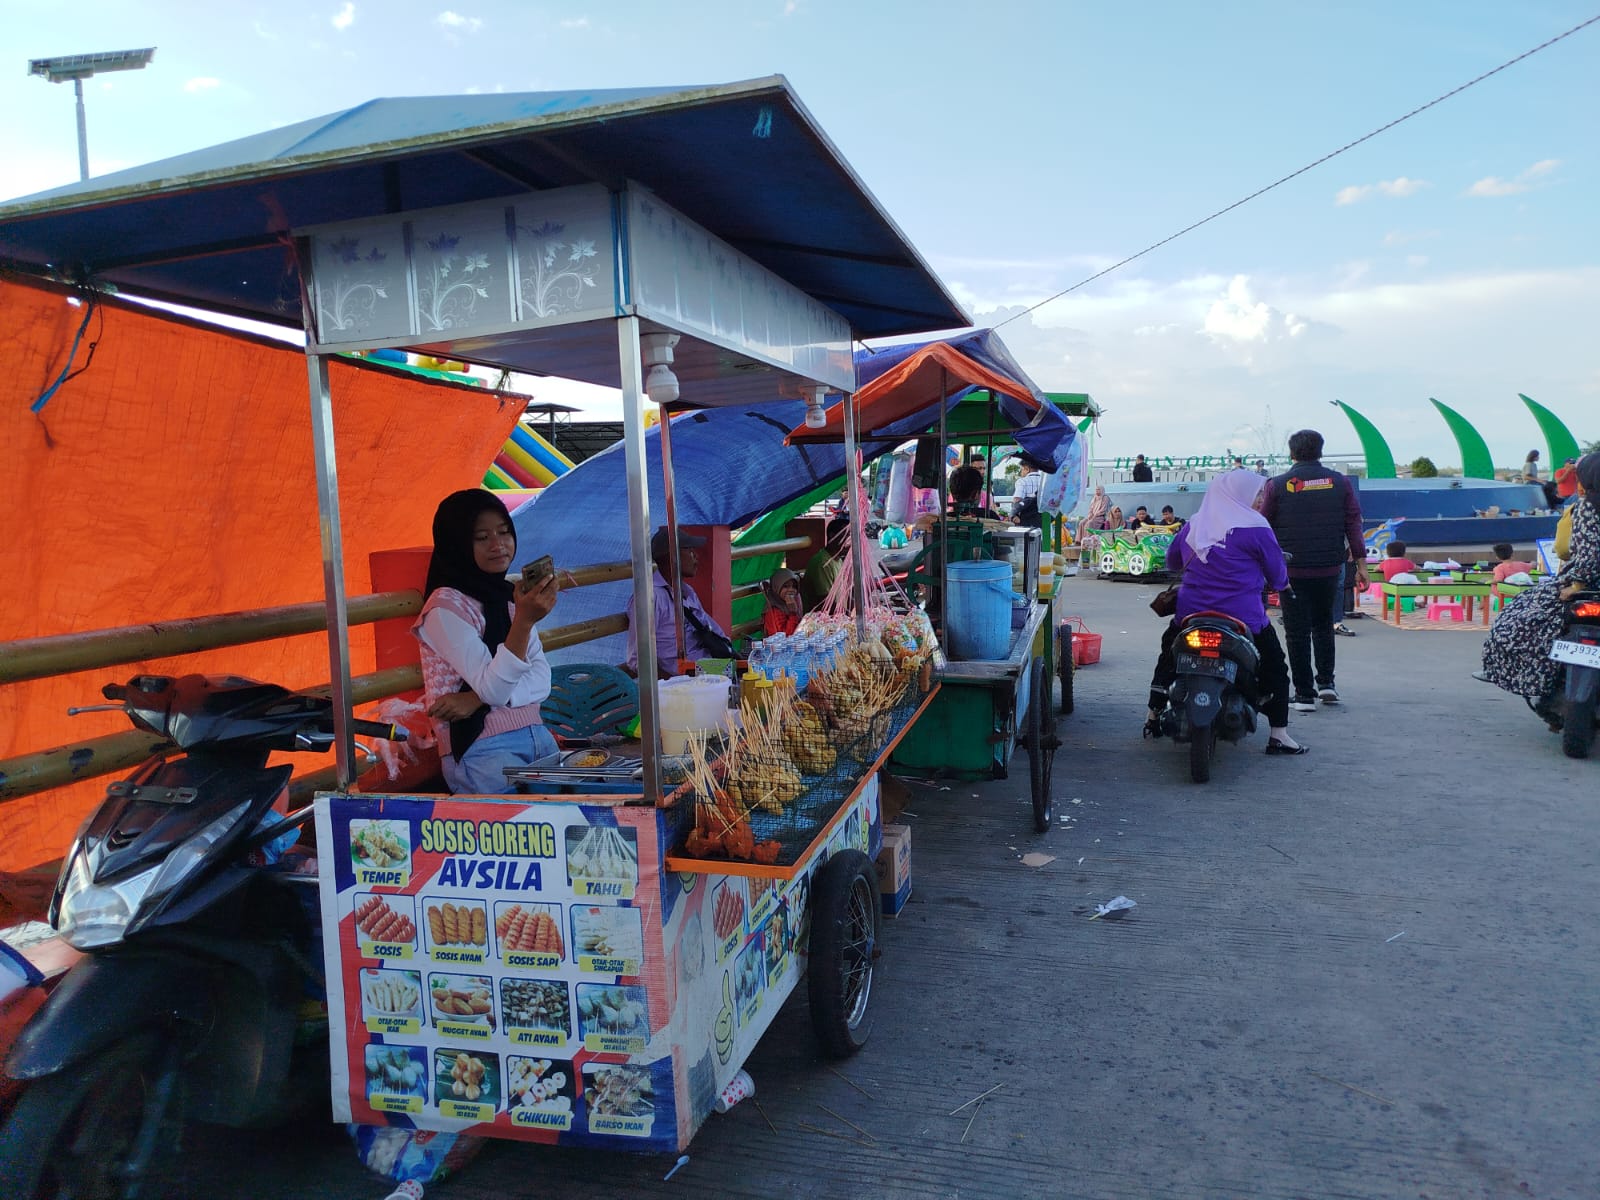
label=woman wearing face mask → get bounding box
[413,489,560,793]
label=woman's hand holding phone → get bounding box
[514,572,558,623]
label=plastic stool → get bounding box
[1426,599,1465,622]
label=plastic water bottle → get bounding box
[747,640,766,681]
[762,634,787,682]
[789,636,811,690]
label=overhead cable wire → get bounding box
[993,13,1600,330]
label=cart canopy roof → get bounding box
[0,77,966,341]
[788,329,1076,471]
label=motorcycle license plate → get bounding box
[1176,652,1236,680]
[1550,639,1600,668]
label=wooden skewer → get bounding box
[817,1103,875,1142]
[826,1066,873,1097]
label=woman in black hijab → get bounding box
[1480,453,1600,723]
[413,489,559,792]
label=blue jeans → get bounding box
[444,723,560,794]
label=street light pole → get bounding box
[27,48,156,182]
[72,78,89,181]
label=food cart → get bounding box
[786,335,1081,834]
[298,180,952,1151]
[0,79,971,1161]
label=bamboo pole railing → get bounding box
[0,535,810,804]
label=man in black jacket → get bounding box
[1261,430,1365,710]
[1131,454,1154,483]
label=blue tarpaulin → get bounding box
[518,330,1076,667]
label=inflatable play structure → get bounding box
[358,350,576,498]
[483,420,576,491]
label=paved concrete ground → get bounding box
[190,578,1599,1199]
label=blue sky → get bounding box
[5,1,1596,465]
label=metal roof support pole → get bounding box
[937,366,949,633]
[618,316,661,804]
[656,400,688,674]
[841,388,867,641]
[306,351,357,784]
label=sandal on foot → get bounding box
[1265,740,1310,756]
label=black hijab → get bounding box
[424,489,517,758]
[1576,453,1600,510]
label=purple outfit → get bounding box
[625,568,727,676]
[1165,524,1289,633]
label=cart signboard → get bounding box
[317,783,879,1150]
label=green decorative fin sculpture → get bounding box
[1331,401,1397,478]
[1518,394,1580,467]
[1429,398,1495,479]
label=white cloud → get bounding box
[183,77,221,94]
[560,17,590,29]
[1467,158,1561,198]
[1203,276,1308,345]
[1335,176,1429,206]
[946,265,1600,463]
[252,21,278,40]
[332,3,355,30]
[436,11,484,33]
[1406,255,1429,269]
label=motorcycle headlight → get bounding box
[57,799,252,950]
[57,856,158,950]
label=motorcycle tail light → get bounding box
[1572,601,1600,619]
[1184,629,1223,651]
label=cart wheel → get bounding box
[1128,556,1146,575]
[1058,628,1075,716]
[1098,552,1117,575]
[1027,659,1056,832]
[807,849,879,1059]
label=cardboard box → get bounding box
[881,878,910,918]
[876,824,911,916]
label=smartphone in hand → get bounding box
[521,555,555,588]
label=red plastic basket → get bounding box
[1064,616,1102,666]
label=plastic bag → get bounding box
[365,698,437,781]
[883,453,915,525]
[348,1124,485,1185]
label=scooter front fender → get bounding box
[1184,677,1229,729]
[4,952,206,1080]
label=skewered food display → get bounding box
[496,904,564,956]
[500,979,569,1033]
[584,1064,653,1117]
[576,984,649,1039]
[351,820,408,868]
[426,901,487,947]
[354,896,416,943]
[508,1057,572,1114]
[365,1045,426,1099]
[712,884,745,941]
[566,825,638,881]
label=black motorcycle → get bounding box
[1549,590,1600,759]
[0,674,402,1200]
[1164,612,1262,783]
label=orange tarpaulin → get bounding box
[0,276,523,871]
[785,340,1039,443]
